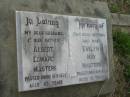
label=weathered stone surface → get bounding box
[111,13,130,26]
[0,0,114,97]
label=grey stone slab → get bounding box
[111,13,130,26]
[0,0,114,97]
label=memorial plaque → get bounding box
[16,11,109,91]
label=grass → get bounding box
[113,29,130,93]
[106,0,130,14]
[110,4,120,13]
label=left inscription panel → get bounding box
[16,11,70,91]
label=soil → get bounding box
[106,56,128,97]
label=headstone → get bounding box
[0,0,114,97]
[16,11,109,91]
